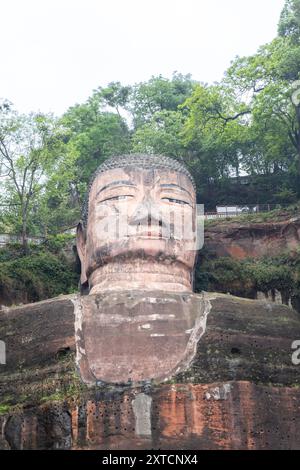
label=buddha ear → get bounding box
[76,222,88,286]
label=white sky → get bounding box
[1,0,285,116]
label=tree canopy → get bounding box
[1,0,299,241]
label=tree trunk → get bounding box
[21,205,29,253]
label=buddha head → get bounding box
[76,154,198,293]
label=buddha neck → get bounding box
[88,259,193,294]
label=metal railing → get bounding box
[0,234,45,247]
[204,204,285,220]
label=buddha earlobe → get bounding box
[76,222,88,285]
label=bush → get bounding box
[45,233,75,253]
[195,251,300,304]
[0,249,79,305]
[248,263,294,294]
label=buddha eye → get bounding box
[162,197,190,206]
[100,195,134,203]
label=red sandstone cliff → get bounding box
[204,215,300,260]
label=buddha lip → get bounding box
[125,232,166,239]
[126,228,162,236]
[136,231,163,237]
[137,234,163,239]
[139,235,163,239]
[120,232,180,240]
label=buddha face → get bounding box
[77,166,198,292]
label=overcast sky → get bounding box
[1,0,285,116]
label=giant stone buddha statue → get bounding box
[76,154,198,293]
[75,154,209,385]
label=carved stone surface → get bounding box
[76,155,198,294]
[1,294,300,449]
[75,291,211,385]
[1,293,300,390]
[73,154,202,385]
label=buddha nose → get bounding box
[129,195,161,227]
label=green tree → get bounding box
[91,81,131,118]
[278,0,300,40]
[181,84,250,183]
[132,110,186,158]
[130,73,195,128]
[225,35,300,186]
[0,106,63,249]
[61,100,131,189]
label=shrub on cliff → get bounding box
[44,233,75,254]
[196,252,299,308]
[195,257,255,297]
[248,262,294,295]
[0,248,79,306]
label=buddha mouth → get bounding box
[126,225,174,239]
[136,231,162,238]
[119,228,183,240]
[126,232,177,240]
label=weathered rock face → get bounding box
[1,293,299,392]
[0,292,300,449]
[1,382,299,450]
[177,293,300,385]
[0,295,76,374]
[205,216,300,259]
[203,215,300,313]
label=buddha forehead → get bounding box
[89,166,195,197]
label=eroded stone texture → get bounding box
[76,291,211,385]
[205,216,300,260]
[177,293,300,385]
[1,293,300,404]
[1,382,300,450]
[0,294,76,373]
[1,293,300,449]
